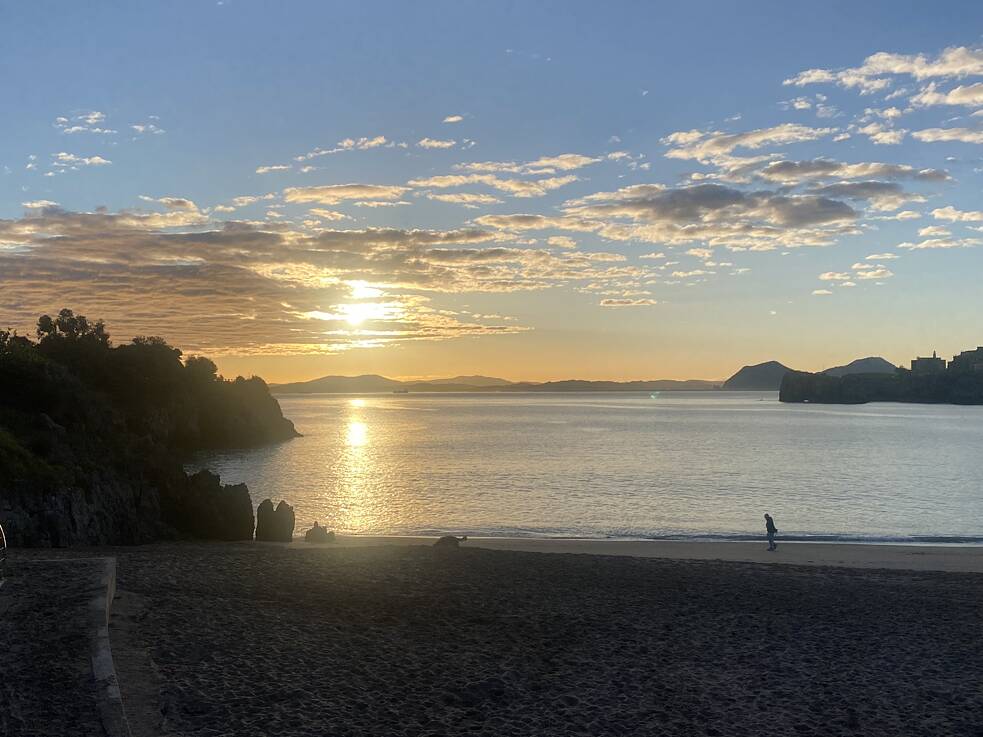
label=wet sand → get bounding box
[103,541,983,736]
[329,536,983,573]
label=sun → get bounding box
[342,303,376,326]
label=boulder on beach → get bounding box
[255,498,295,542]
[433,535,467,549]
[304,522,335,543]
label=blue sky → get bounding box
[3,2,983,381]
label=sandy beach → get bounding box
[79,539,980,736]
[327,536,983,573]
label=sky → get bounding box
[3,1,983,382]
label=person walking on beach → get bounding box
[764,513,778,551]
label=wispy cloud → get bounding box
[283,184,410,204]
[785,46,983,95]
[256,164,292,174]
[409,173,579,198]
[417,138,457,149]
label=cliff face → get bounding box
[0,314,298,547]
[780,369,983,404]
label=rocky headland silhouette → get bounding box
[0,309,299,546]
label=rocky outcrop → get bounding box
[304,523,335,543]
[0,314,298,547]
[780,368,983,405]
[165,471,255,542]
[255,499,295,542]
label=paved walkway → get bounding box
[0,557,127,737]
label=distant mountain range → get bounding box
[722,356,898,391]
[272,357,900,395]
[272,374,722,394]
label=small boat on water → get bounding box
[393,388,409,394]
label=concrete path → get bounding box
[0,557,128,737]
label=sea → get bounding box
[188,391,983,543]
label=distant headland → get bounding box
[781,347,983,405]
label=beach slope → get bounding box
[99,542,983,736]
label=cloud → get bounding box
[308,208,350,221]
[454,153,601,175]
[808,181,920,211]
[757,159,948,184]
[408,174,579,198]
[256,165,291,174]
[283,184,410,205]
[812,289,833,295]
[139,195,199,211]
[425,192,503,208]
[417,138,457,149]
[918,225,950,237]
[599,298,659,307]
[866,252,899,260]
[229,194,276,208]
[0,207,671,355]
[547,236,577,248]
[22,200,59,210]
[661,124,836,163]
[52,152,111,167]
[477,181,861,252]
[912,127,983,144]
[295,136,390,161]
[443,115,464,123]
[882,210,921,220]
[566,182,857,233]
[130,122,165,135]
[855,123,906,145]
[897,237,981,249]
[910,81,983,107]
[931,205,983,221]
[54,111,116,135]
[854,265,893,280]
[819,272,852,281]
[785,46,983,95]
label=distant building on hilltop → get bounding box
[911,351,946,374]
[949,346,983,373]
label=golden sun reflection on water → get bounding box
[335,399,377,533]
[346,421,368,447]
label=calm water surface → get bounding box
[189,392,983,542]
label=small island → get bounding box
[780,347,983,405]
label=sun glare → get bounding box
[348,280,383,299]
[339,302,393,326]
[346,421,368,447]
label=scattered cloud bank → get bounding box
[10,42,983,351]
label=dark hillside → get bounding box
[0,309,297,546]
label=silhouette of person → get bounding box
[764,513,778,551]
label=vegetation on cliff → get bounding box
[0,309,298,546]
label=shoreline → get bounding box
[290,535,983,573]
